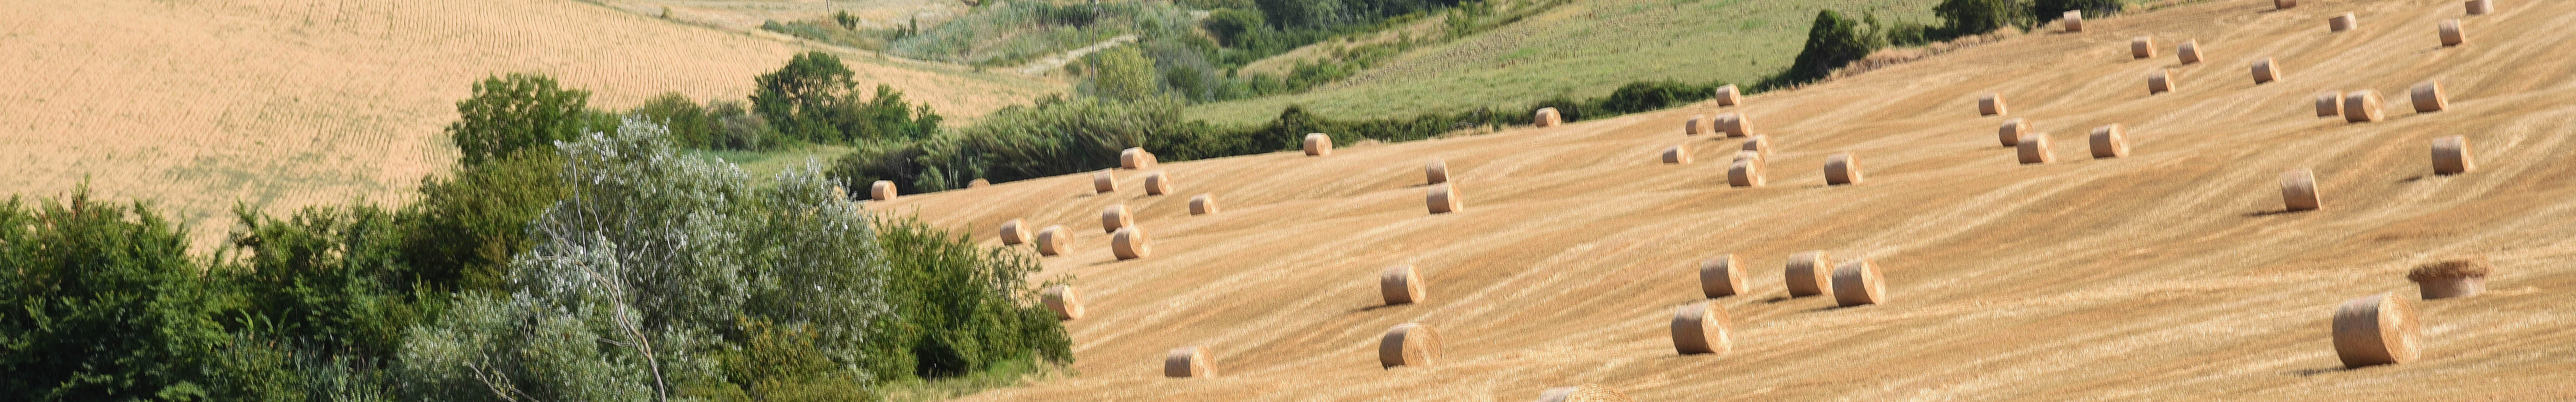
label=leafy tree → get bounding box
[447,74,601,166]
[397,148,566,292]
[1204,9,1267,47]
[1089,46,1160,103]
[1935,0,2032,35]
[751,51,857,142]
[633,93,718,149]
[2034,0,2124,20]
[1779,10,1882,86]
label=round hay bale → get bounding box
[1670,301,1732,355]
[999,219,1027,245]
[1094,171,1118,194]
[1534,107,1563,127]
[1144,171,1175,195]
[2343,90,2385,122]
[1121,147,1156,169]
[1304,133,1333,156]
[1784,250,1832,297]
[1979,93,2008,116]
[870,180,897,201]
[1034,225,1070,256]
[1379,323,1440,368]
[1041,284,1084,320]
[1535,384,1634,402]
[1831,259,1886,307]
[2281,168,2322,212]
[2277,0,2297,9]
[2017,133,2055,164]
[2409,257,2493,299]
[2063,10,2084,32]
[1685,114,1708,136]
[2329,12,2356,32]
[1699,254,1747,298]
[2147,68,2175,94]
[1998,118,2030,147]
[2315,92,2343,117]
[1727,157,1766,187]
[2332,293,2421,368]
[1716,112,1753,137]
[968,178,990,188]
[2252,58,2282,84]
[1741,135,1773,160]
[1663,145,1692,164]
[1425,159,1450,185]
[1101,204,1132,233]
[1426,183,1462,214]
[1381,265,1426,305]
[1111,226,1150,260]
[1189,194,1220,215]
[2438,19,2465,46]
[2131,36,2156,59]
[2431,135,2475,175]
[2411,81,2448,113]
[1824,152,1863,185]
[1164,346,1213,378]
[2090,124,2130,159]
[2176,39,2203,64]
[2466,0,2491,15]
[1716,84,1744,106]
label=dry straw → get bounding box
[1825,152,1863,185]
[1784,250,1833,297]
[1741,135,1773,160]
[1670,301,1732,355]
[1101,204,1132,233]
[999,219,1027,245]
[2408,257,2493,299]
[1685,114,1708,136]
[1716,84,1744,106]
[1379,323,1440,368]
[2090,124,2130,159]
[2329,12,2356,32]
[2315,92,2343,117]
[2430,135,2475,175]
[1663,145,1693,164]
[2252,59,2282,84]
[1534,107,1563,127]
[1728,157,1766,187]
[1427,183,1462,213]
[1189,194,1220,215]
[870,180,897,201]
[1304,133,1333,156]
[1535,384,1634,402]
[2276,0,2296,9]
[1831,259,1887,307]
[2131,37,2156,59]
[2332,293,2421,368]
[1979,93,2008,116]
[2177,39,2203,64]
[968,178,990,188]
[1699,254,1748,298]
[2281,168,2321,211]
[2343,90,2385,122]
[1144,171,1175,195]
[2018,134,2055,164]
[1998,118,2030,146]
[2466,0,2491,15]
[1094,171,1118,193]
[1111,226,1150,260]
[2411,81,2448,112]
[1425,159,1451,184]
[1041,285,1084,320]
[1716,112,1753,137]
[2439,19,2465,47]
[1034,225,1070,256]
[1164,346,1213,377]
[1121,147,1156,169]
[2063,10,2084,32]
[2147,68,2175,94]
[1381,265,1426,305]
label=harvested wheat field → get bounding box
[0,0,1050,248]
[865,0,2576,400]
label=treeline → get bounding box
[0,66,1063,401]
[1774,0,2126,86]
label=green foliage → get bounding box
[1204,9,1266,47]
[446,74,607,166]
[635,93,787,151]
[1777,10,1883,87]
[873,218,1070,378]
[751,52,944,145]
[398,149,565,292]
[1088,46,1162,102]
[2034,0,2124,21]
[1935,0,2033,35]
[224,204,435,363]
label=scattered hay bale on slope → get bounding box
[1535,384,1634,402]
[1101,204,1132,233]
[2147,68,2176,94]
[1685,114,1708,136]
[1728,157,1766,187]
[2409,257,2493,299]
[1094,171,1118,193]
[2439,19,2466,47]
[2253,58,2283,84]
[1534,108,1563,127]
[1831,259,1886,307]
[1427,183,1462,213]
[1998,118,2030,146]
[1699,254,1747,298]
[1670,301,1731,355]
[2063,11,2084,32]
[1305,133,1333,156]
[2411,81,2449,112]
[871,180,897,201]
[1165,346,1213,377]
[1824,152,1863,185]
[1382,265,1426,305]
[1111,226,1150,260]
[2430,135,2475,175]
[1979,93,2008,116]
[2329,12,2357,32]
[1715,113,1753,137]
[2090,124,2130,159]
[2132,36,2156,59]
[2332,293,2421,368]
[1426,159,1451,184]
[1144,171,1175,195]
[2315,92,2343,117]
[1035,225,1071,256]
[2281,168,2322,212]
[2344,90,2386,122]
[1379,323,1440,368]
[1742,135,1773,160]
[1042,284,1084,320]
[2018,134,2056,164]
[1189,194,1220,215]
[999,219,1027,245]
[1121,147,1157,169]
[2466,0,2492,15]
[2277,0,2297,9]
[1785,250,1833,297]
[969,178,990,188]
[2177,39,2203,64]
[1664,145,1692,164]
[1716,85,1744,106]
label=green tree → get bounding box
[398,148,566,292]
[2033,0,2123,21]
[1090,46,1160,102]
[751,51,857,142]
[447,74,599,166]
[1935,0,2032,35]
[1204,9,1266,47]
[1779,10,1881,86]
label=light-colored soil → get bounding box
[0,0,1053,248]
[874,0,2576,399]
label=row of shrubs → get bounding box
[1777,0,2126,86]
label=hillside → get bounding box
[871,0,2576,399]
[0,0,1052,248]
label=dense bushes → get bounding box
[1935,0,2034,35]
[1778,10,1883,87]
[2034,0,2125,21]
[752,52,943,145]
[447,74,612,166]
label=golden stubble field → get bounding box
[875,0,2576,400]
[0,0,1053,248]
